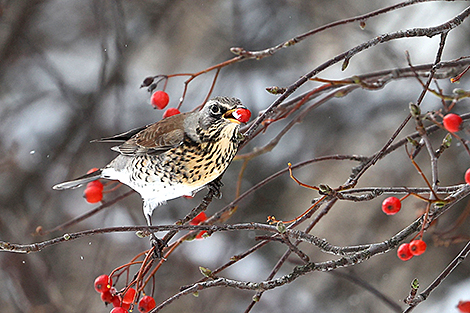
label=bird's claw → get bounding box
[150,235,166,259]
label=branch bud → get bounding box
[230,47,245,55]
[318,184,333,195]
[199,266,213,278]
[135,231,147,238]
[266,86,287,94]
[442,133,452,148]
[452,88,467,95]
[276,221,287,234]
[406,136,419,147]
[342,58,350,71]
[434,201,446,209]
[409,103,420,117]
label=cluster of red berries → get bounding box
[397,239,427,261]
[84,168,103,203]
[458,300,470,313]
[189,211,208,239]
[150,91,180,118]
[94,275,156,313]
[378,114,470,262]
[380,197,428,260]
[150,91,252,123]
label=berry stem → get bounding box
[109,260,144,282]
[200,68,221,110]
[268,194,328,224]
[287,162,320,191]
[404,145,440,201]
[399,193,412,202]
[102,181,123,193]
[450,64,470,83]
[418,202,432,238]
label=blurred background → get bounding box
[0,0,469,312]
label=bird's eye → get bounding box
[210,104,220,115]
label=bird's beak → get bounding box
[224,109,241,124]
[223,106,251,124]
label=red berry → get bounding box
[84,186,103,203]
[189,212,208,240]
[163,107,180,118]
[85,168,103,194]
[151,91,170,109]
[443,113,462,133]
[110,307,127,313]
[232,108,251,123]
[190,212,207,225]
[87,180,104,191]
[465,168,470,185]
[409,239,427,256]
[122,287,136,304]
[397,243,414,261]
[94,275,112,293]
[87,167,100,174]
[458,301,470,313]
[381,197,401,215]
[101,290,114,304]
[138,296,156,313]
[195,231,208,239]
[111,295,122,307]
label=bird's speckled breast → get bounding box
[123,121,241,201]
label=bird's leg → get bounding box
[150,237,165,259]
[208,176,224,199]
[144,206,166,259]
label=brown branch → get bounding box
[244,5,470,141]
[153,217,424,312]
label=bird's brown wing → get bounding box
[112,112,189,156]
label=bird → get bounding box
[53,96,250,226]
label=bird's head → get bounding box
[183,97,251,143]
[198,96,251,130]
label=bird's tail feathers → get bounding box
[53,169,103,190]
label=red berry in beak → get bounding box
[232,108,251,123]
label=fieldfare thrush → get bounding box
[53,96,250,226]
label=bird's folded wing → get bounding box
[112,113,189,156]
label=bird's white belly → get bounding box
[101,167,201,208]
